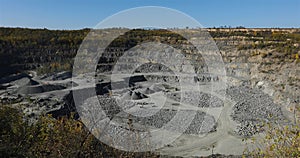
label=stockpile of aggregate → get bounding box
[226,85,286,137]
[82,96,217,135]
[166,91,224,108]
[17,84,66,94]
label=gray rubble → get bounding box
[166,91,224,108]
[81,96,217,135]
[226,85,286,137]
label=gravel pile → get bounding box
[134,63,173,73]
[184,112,216,134]
[0,73,30,84]
[82,96,216,135]
[11,77,39,87]
[0,93,23,104]
[166,91,224,108]
[39,71,72,81]
[17,84,66,94]
[226,85,285,137]
[117,109,216,135]
[194,75,220,82]
[96,112,216,151]
[121,91,148,100]
[235,121,263,137]
[144,75,180,83]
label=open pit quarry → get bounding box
[0,28,299,157]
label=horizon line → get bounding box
[1,26,300,31]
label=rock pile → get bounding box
[17,84,66,94]
[166,91,224,108]
[121,91,148,100]
[119,109,216,134]
[11,77,39,87]
[82,96,217,135]
[226,85,286,137]
[135,63,173,73]
[39,71,72,81]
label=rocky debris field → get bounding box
[17,84,66,94]
[82,95,217,135]
[0,72,78,121]
[0,91,67,122]
[0,70,289,138]
[1,28,299,157]
[166,91,224,108]
[226,85,286,137]
[37,71,72,81]
[122,109,216,135]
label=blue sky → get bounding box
[0,0,299,29]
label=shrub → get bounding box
[247,107,300,157]
[0,105,158,157]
